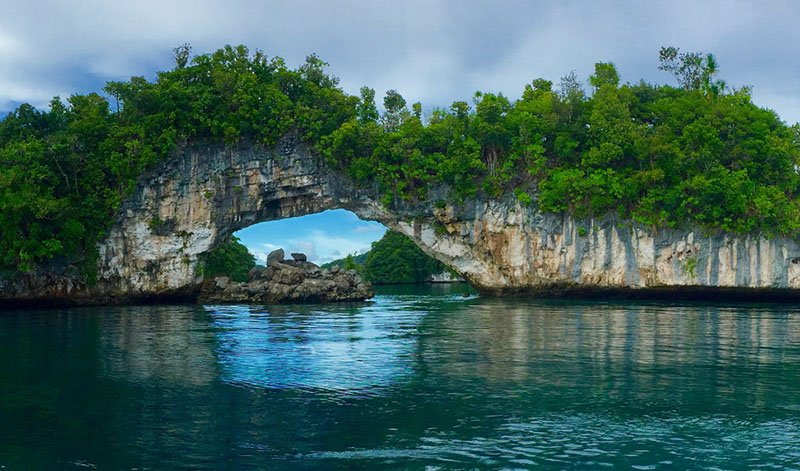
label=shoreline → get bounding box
[4,282,800,310]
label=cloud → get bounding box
[4,1,800,122]
[249,249,269,265]
[290,241,318,261]
[278,229,377,263]
[351,225,384,233]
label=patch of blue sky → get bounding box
[234,209,386,265]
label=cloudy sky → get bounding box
[3,0,799,262]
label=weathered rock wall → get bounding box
[2,135,799,306]
[392,199,800,298]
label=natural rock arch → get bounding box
[95,134,404,300]
[3,133,800,306]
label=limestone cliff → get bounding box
[393,200,800,299]
[2,135,799,306]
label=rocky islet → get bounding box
[198,249,374,304]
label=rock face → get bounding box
[396,201,800,299]
[2,132,800,306]
[198,259,374,304]
[266,248,285,267]
[429,271,465,283]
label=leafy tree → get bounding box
[0,45,356,275]
[381,89,407,131]
[357,86,379,123]
[364,231,447,284]
[173,43,192,68]
[658,46,725,95]
[203,236,255,282]
[589,62,620,90]
[321,252,368,271]
[473,91,511,184]
[343,254,359,270]
[412,102,422,119]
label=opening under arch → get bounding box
[233,209,387,266]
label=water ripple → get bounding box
[1,287,799,470]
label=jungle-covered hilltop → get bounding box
[1,44,798,278]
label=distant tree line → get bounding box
[321,252,368,272]
[1,44,798,279]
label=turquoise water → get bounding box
[1,284,799,470]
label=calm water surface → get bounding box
[1,284,799,470]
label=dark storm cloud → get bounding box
[2,0,800,122]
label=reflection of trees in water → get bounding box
[2,300,799,469]
[0,305,231,468]
[98,305,220,386]
[419,299,800,413]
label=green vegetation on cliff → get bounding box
[0,45,355,275]
[1,44,798,275]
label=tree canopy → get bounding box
[322,231,446,284]
[363,231,447,284]
[202,236,255,282]
[1,44,798,277]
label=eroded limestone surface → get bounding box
[393,200,800,297]
[2,134,799,306]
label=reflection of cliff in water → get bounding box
[2,297,800,469]
[97,305,220,386]
[417,299,800,413]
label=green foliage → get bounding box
[2,44,799,278]
[342,254,359,271]
[357,87,379,123]
[381,89,408,132]
[364,231,447,284]
[681,256,699,280]
[0,45,354,274]
[321,252,368,271]
[0,96,115,276]
[148,216,165,232]
[202,236,255,282]
[515,189,532,207]
[173,43,192,68]
[658,46,725,95]
[590,62,620,90]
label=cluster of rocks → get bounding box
[198,249,374,304]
